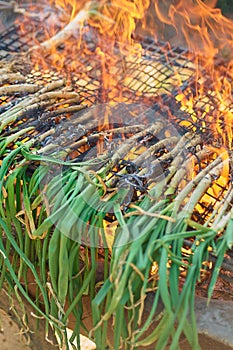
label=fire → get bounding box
[13,0,233,221]
[153,0,233,61]
[17,1,233,96]
[88,0,150,44]
[51,0,79,20]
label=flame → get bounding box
[14,0,233,221]
[153,0,233,61]
[52,0,78,20]
[17,1,233,101]
[88,0,150,44]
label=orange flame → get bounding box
[15,0,233,214]
[153,0,233,62]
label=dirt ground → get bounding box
[0,289,57,350]
[1,269,233,350]
[1,293,233,350]
[0,308,29,350]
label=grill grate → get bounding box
[1,19,231,135]
[0,23,32,58]
[0,22,197,104]
[0,11,232,228]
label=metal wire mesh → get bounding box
[0,22,196,102]
[0,22,32,58]
[0,14,232,226]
